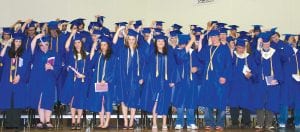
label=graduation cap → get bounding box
[133,20,143,28]
[26,21,38,29]
[211,21,218,25]
[270,27,277,36]
[228,25,239,30]
[174,30,183,35]
[260,32,272,43]
[59,20,69,24]
[190,25,197,28]
[208,30,220,37]
[92,30,102,36]
[39,22,46,28]
[142,28,151,34]
[253,25,263,31]
[154,28,162,33]
[116,22,128,27]
[194,27,204,33]
[99,35,111,44]
[2,27,13,34]
[70,20,81,27]
[171,24,182,30]
[219,28,228,34]
[236,38,246,47]
[156,21,164,26]
[217,23,227,28]
[12,33,24,40]
[48,21,59,30]
[283,34,296,41]
[155,34,167,40]
[37,36,50,44]
[74,18,85,24]
[226,36,235,42]
[88,22,101,30]
[73,33,83,41]
[178,34,190,45]
[97,16,105,24]
[169,30,179,37]
[127,29,138,37]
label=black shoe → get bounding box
[76,124,81,130]
[71,123,76,130]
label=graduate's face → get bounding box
[271,34,280,43]
[50,29,58,37]
[100,43,109,53]
[14,39,22,49]
[61,24,68,31]
[39,43,49,53]
[143,33,150,41]
[92,34,100,42]
[236,46,245,54]
[219,33,227,41]
[169,37,178,45]
[288,36,296,45]
[210,36,220,45]
[262,42,271,50]
[127,36,137,47]
[2,33,11,40]
[228,41,235,49]
[156,39,165,49]
[74,40,82,51]
[27,27,36,36]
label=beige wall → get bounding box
[1,0,299,34]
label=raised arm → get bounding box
[112,26,126,44]
[65,29,77,52]
[31,33,45,55]
[21,19,32,33]
[0,42,9,57]
[185,33,196,52]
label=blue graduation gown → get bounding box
[60,52,89,109]
[85,52,116,112]
[117,43,146,108]
[0,49,30,110]
[227,53,258,110]
[252,49,283,113]
[173,49,203,109]
[199,44,233,110]
[140,49,180,115]
[284,48,300,108]
[79,30,93,52]
[28,50,61,110]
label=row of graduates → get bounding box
[0,18,299,130]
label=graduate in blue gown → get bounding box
[28,34,61,128]
[85,35,116,129]
[48,21,69,103]
[112,27,146,129]
[140,34,180,131]
[0,33,29,110]
[227,38,257,128]
[199,30,232,131]
[21,20,37,51]
[173,34,202,130]
[0,28,14,82]
[253,32,283,130]
[277,35,300,128]
[60,30,89,130]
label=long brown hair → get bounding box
[124,36,138,49]
[73,40,87,60]
[154,39,168,55]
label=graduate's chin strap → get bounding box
[155,54,168,80]
[206,46,219,80]
[127,48,140,77]
[96,54,107,83]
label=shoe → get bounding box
[175,124,182,130]
[162,125,168,131]
[205,126,213,131]
[187,124,198,130]
[215,126,224,131]
[267,126,275,130]
[76,124,81,130]
[36,122,44,129]
[71,123,76,130]
[279,124,286,128]
[255,125,263,129]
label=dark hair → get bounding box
[101,42,112,59]
[154,39,168,55]
[9,39,24,58]
[73,40,87,60]
[48,29,61,37]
